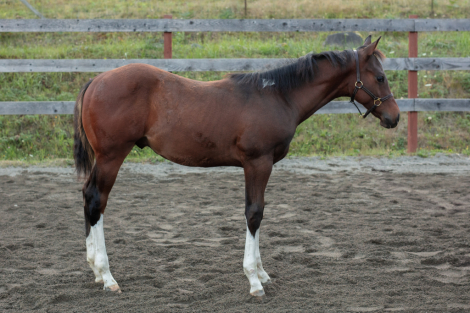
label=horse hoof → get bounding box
[250,289,265,297]
[104,284,122,293]
[95,278,104,283]
[261,279,272,285]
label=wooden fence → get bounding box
[1,18,470,152]
[2,18,470,32]
[1,99,468,116]
[1,57,470,72]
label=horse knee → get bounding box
[245,204,264,236]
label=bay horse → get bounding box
[73,36,399,296]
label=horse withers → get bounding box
[73,36,399,296]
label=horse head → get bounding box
[352,36,400,129]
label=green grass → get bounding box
[2,0,469,19]
[1,0,469,164]
[290,111,470,157]
[1,31,469,101]
[2,111,470,164]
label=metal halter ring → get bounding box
[355,81,363,88]
[374,99,382,106]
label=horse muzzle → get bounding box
[380,112,400,129]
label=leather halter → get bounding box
[350,49,394,118]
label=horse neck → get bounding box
[286,61,353,125]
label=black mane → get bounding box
[228,50,355,93]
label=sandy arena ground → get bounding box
[1,155,470,312]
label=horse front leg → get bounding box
[243,157,273,296]
[255,233,271,285]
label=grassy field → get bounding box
[1,0,470,164]
[2,0,469,19]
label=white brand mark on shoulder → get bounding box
[262,79,275,88]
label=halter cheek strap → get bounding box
[350,49,394,118]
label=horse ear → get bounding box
[363,36,381,57]
[364,35,372,46]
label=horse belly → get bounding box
[146,129,241,168]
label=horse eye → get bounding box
[377,76,385,83]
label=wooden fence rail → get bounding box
[1,57,470,72]
[1,99,468,115]
[1,19,470,32]
[1,17,469,152]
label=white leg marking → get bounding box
[86,214,120,292]
[86,226,103,283]
[255,230,271,284]
[244,225,264,296]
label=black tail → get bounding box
[73,79,95,180]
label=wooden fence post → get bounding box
[408,14,418,153]
[163,15,172,59]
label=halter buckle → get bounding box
[374,99,382,106]
[355,81,363,89]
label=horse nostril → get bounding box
[396,113,400,123]
[384,116,393,126]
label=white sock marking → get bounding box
[244,225,263,294]
[86,214,119,290]
[86,226,102,283]
[255,229,271,284]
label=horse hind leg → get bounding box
[83,153,129,292]
[86,213,120,292]
[84,175,103,284]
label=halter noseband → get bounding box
[350,49,394,118]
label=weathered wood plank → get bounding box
[0,101,74,115]
[317,100,416,115]
[0,59,288,72]
[384,58,470,71]
[1,99,469,115]
[1,19,469,32]
[414,99,470,112]
[413,58,470,71]
[316,101,367,115]
[1,58,469,72]
[415,19,470,32]
[0,19,414,32]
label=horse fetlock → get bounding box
[244,264,264,295]
[248,278,263,294]
[249,285,265,297]
[94,255,117,288]
[101,272,118,288]
[244,267,257,278]
[85,256,103,283]
[257,269,271,283]
[94,255,110,274]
